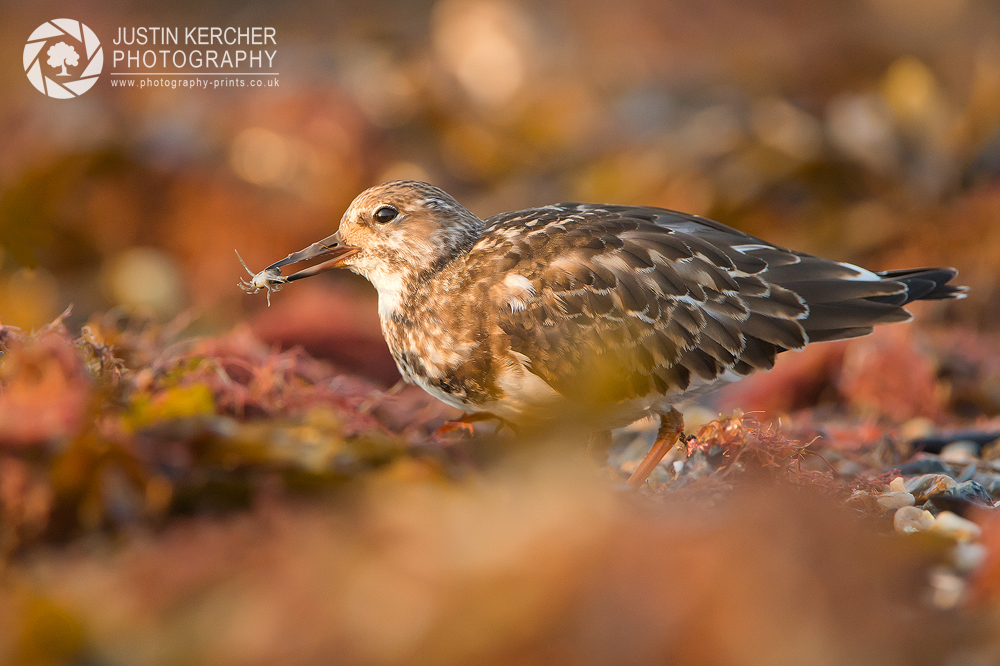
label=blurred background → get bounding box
[3,1,1000,664]
[1,0,999,373]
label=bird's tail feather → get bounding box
[874,267,967,303]
[795,267,965,344]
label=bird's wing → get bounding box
[468,203,930,405]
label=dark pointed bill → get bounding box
[264,231,360,282]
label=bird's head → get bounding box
[261,180,484,314]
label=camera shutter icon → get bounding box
[24,19,103,98]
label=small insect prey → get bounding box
[236,250,287,306]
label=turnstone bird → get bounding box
[240,180,966,485]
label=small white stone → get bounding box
[877,491,915,512]
[893,506,934,534]
[888,476,907,493]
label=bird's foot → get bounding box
[435,420,476,437]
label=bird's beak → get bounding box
[263,230,360,282]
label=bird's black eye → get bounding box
[373,206,398,224]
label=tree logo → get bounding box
[24,19,103,98]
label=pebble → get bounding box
[981,438,1000,461]
[877,477,916,512]
[929,511,982,542]
[926,480,995,516]
[940,440,980,464]
[894,506,935,533]
[903,474,957,503]
[877,491,915,512]
[894,456,950,477]
[955,464,977,483]
[939,480,994,507]
[973,472,1000,498]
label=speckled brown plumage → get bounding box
[247,180,966,434]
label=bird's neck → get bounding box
[364,217,485,320]
[366,262,442,322]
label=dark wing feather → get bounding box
[469,204,965,406]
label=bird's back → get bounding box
[460,203,963,413]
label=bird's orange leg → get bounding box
[627,407,684,487]
[435,412,505,437]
